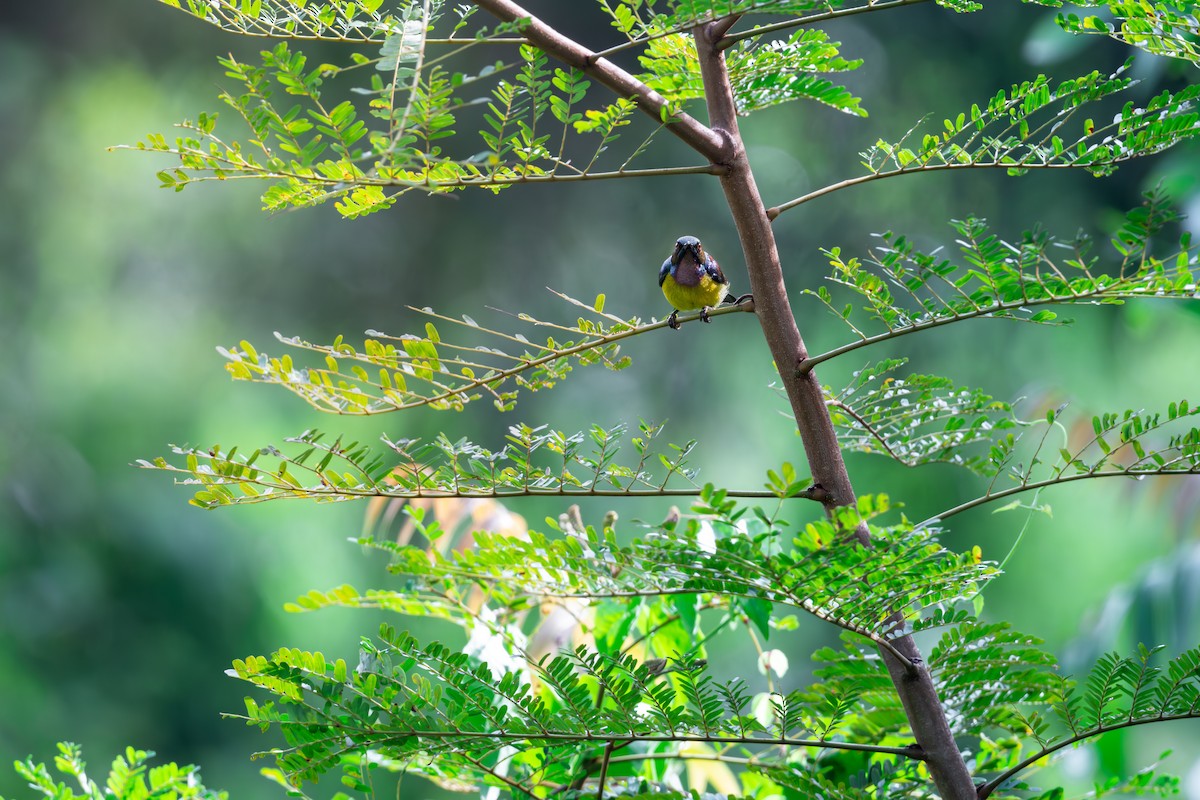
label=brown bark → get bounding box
[690,22,977,800]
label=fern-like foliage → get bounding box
[637,29,866,117]
[214,292,664,414]
[863,61,1200,178]
[158,0,489,42]
[138,421,790,508]
[773,63,1200,216]
[805,633,1200,797]
[824,358,1015,475]
[223,611,1092,798]
[229,627,924,798]
[214,481,1200,800]
[4,742,226,800]
[757,760,928,799]
[928,621,1060,736]
[814,359,1200,520]
[808,621,1059,743]
[609,0,1200,66]
[363,491,995,655]
[977,644,1200,798]
[925,398,1200,522]
[1057,0,1200,65]
[802,190,1197,368]
[120,2,719,216]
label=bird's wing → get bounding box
[703,255,729,286]
[658,257,673,287]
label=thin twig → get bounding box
[717,0,931,49]
[920,468,1200,528]
[977,714,1200,799]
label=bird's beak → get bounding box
[673,241,702,265]
[671,242,686,266]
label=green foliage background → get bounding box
[2,1,1199,797]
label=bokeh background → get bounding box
[2,1,1200,797]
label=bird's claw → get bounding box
[700,307,713,323]
[667,310,681,330]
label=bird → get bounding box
[659,235,736,330]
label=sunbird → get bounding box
[659,235,736,329]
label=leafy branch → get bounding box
[809,630,1200,797]
[1057,0,1200,65]
[158,0,425,42]
[117,37,718,216]
[717,0,1200,61]
[216,292,749,415]
[771,62,1200,217]
[227,628,923,796]
[138,421,817,508]
[371,491,996,657]
[636,28,866,118]
[977,644,1200,798]
[811,358,1200,525]
[927,399,1200,524]
[119,1,729,216]
[822,358,1015,475]
[810,620,1061,742]
[799,190,1198,371]
[601,0,937,51]
[6,741,227,800]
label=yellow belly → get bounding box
[662,273,726,311]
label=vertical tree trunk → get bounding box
[473,3,979,795]
[691,22,977,800]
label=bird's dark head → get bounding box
[672,235,705,266]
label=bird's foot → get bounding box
[667,310,681,330]
[700,306,713,323]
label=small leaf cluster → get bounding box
[3,742,226,800]
[637,28,865,118]
[1057,0,1200,64]
[977,645,1200,798]
[806,191,1197,367]
[218,293,637,414]
[140,421,712,508]
[862,61,1200,181]
[228,625,912,797]
[369,491,996,651]
[825,358,1015,475]
[127,3,693,215]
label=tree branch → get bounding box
[594,741,614,799]
[922,469,1200,527]
[977,713,1200,799]
[708,13,742,41]
[473,0,731,164]
[798,280,1197,376]
[690,20,977,800]
[148,477,831,505]
[225,298,756,415]
[717,0,931,50]
[768,162,1087,219]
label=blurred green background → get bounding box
[2,1,1200,797]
